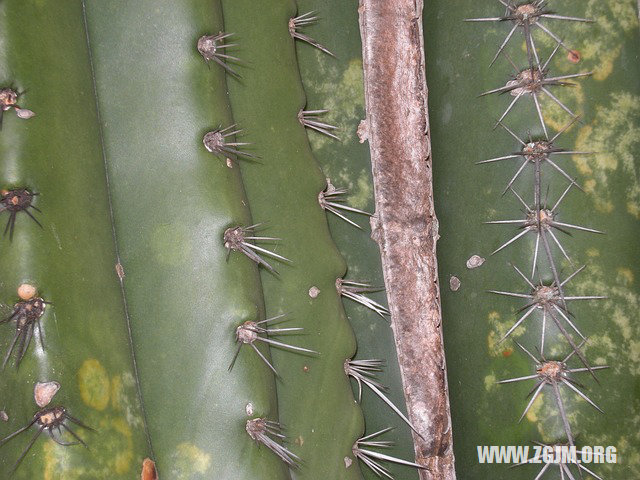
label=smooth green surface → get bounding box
[0,1,149,478]
[293,1,419,478]
[83,1,288,478]
[223,0,365,478]
[425,0,640,478]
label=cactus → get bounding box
[2,0,638,479]
[425,0,640,478]
[0,0,429,478]
[0,2,149,477]
[293,0,421,478]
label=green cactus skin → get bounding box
[80,1,294,478]
[222,0,366,478]
[0,1,150,478]
[293,1,419,478]
[424,0,640,478]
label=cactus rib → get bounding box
[82,0,290,477]
[223,0,366,477]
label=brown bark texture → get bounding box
[357,1,456,479]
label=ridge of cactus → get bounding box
[222,0,369,478]
[292,0,422,478]
[0,1,150,477]
[81,0,295,478]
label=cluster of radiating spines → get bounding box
[465,0,592,68]
[0,381,92,475]
[336,278,390,319]
[468,1,607,475]
[229,314,317,377]
[491,264,605,362]
[223,224,291,275]
[319,179,372,230]
[197,32,241,76]
[499,342,607,446]
[298,108,340,140]
[203,124,259,162]
[352,428,426,480]
[479,41,592,139]
[514,441,605,480]
[246,417,301,467]
[1,291,50,370]
[289,11,335,57]
[0,188,42,240]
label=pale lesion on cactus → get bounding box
[289,11,334,57]
[0,188,42,240]
[246,417,300,467]
[229,314,317,376]
[336,278,390,318]
[464,0,593,67]
[0,382,93,476]
[345,359,421,438]
[0,87,35,129]
[203,124,259,162]
[479,42,592,139]
[319,179,372,230]
[498,341,608,446]
[223,224,290,274]
[352,428,426,480]
[297,108,339,140]
[1,284,50,370]
[196,32,242,76]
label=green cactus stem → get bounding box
[82,0,292,478]
[0,1,150,477]
[222,0,367,478]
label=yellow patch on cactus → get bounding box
[487,310,526,356]
[574,93,640,216]
[78,358,110,411]
[483,374,497,391]
[616,267,634,286]
[525,392,544,423]
[573,264,640,375]
[305,56,365,152]
[112,417,134,474]
[540,83,585,132]
[170,443,212,478]
[348,170,373,210]
[111,375,123,411]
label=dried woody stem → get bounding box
[358,1,455,479]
